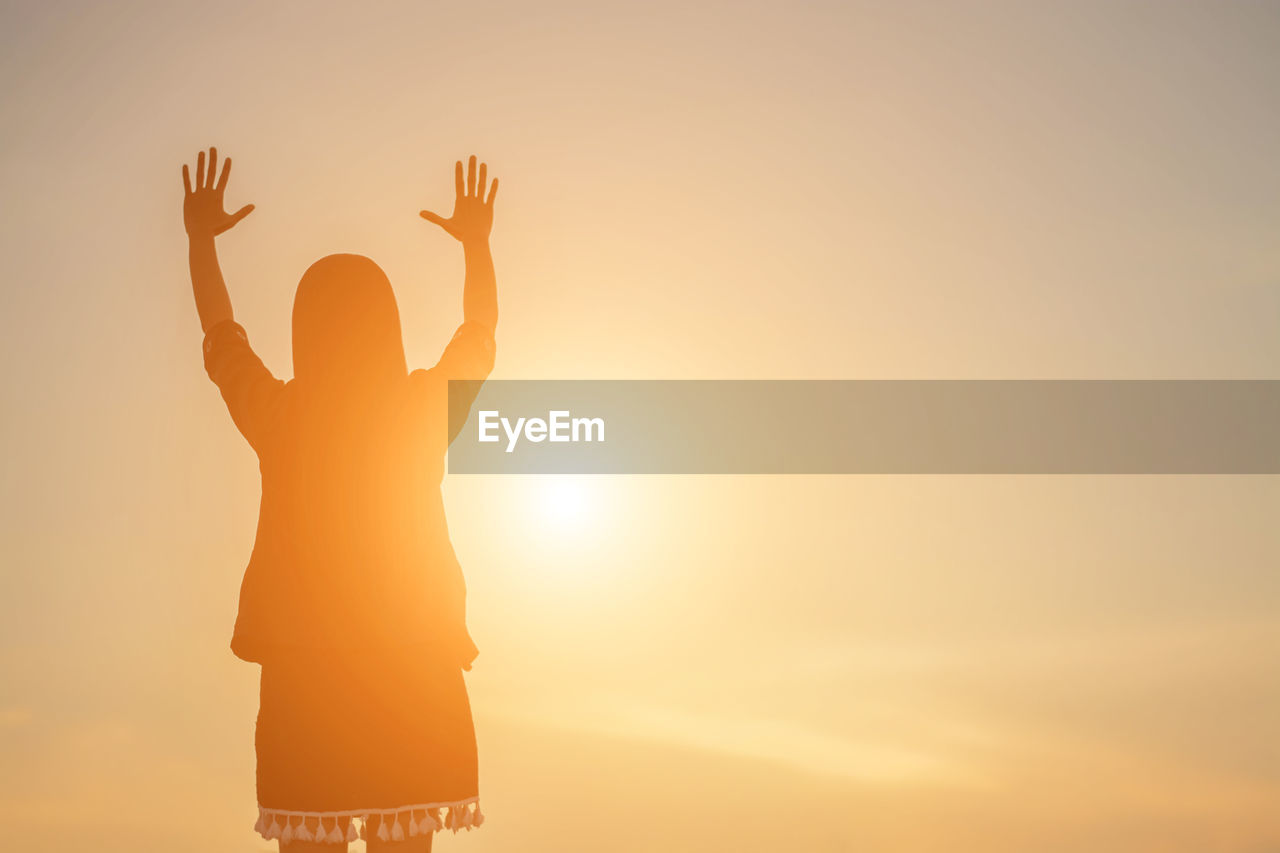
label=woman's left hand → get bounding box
[182,147,255,238]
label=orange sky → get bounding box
[1,2,1278,851]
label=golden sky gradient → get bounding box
[1,1,1278,851]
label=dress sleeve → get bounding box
[411,322,496,449]
[203,320,286,452]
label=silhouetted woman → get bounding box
[183,148,498,851]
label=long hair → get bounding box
[291,254,408,402]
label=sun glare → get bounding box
[536,477,593,529]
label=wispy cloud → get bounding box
[502,697,988,787]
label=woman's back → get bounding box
[245,367,478,664]
[205,317,494,667]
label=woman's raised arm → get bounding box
[182,146,255,333]
[420,155,498,332]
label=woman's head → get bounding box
[292,254,407,391]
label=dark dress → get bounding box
[202,317,494,843]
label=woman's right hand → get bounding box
[182,147,255,238]
[420,155,498,245]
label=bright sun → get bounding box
[536,477,593,528]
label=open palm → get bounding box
[420,155,497,244]
[182,147,254,238]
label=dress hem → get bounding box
[254,798,483,843]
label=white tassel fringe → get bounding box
[255,799,483,844]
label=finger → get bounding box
[196,150,206,188]
[486,177,498,207]
[182,164,192,195]
[419,210,447,227]
[477,162,487,198]
[216,157,232,191]
[207,147,218,188]
[467,155,477,197]
[454,161,464,198]
[226,204,255,228]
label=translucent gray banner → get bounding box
[446,381,1280,474]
